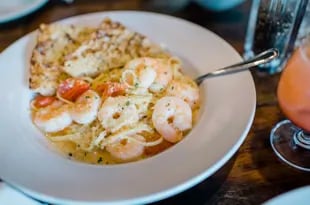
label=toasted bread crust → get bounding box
[30,18,169,96]
[29,24,94,95]
[63,18,170,78]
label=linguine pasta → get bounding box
[30,18,200,165]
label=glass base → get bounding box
[270,120,310,171]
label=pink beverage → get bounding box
[277,45,310,131]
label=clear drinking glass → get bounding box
[244,0,309,74]
[297,2,310,44]
[270,35,310,171]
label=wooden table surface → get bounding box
[1,1,309,204]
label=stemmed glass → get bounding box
[270,34,310,171]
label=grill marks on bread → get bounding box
[63,18,169,78]
[29,18,169,96]
[29,24,94,95]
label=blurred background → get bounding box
[0,0,249,53]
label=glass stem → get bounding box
[294,130,310,149]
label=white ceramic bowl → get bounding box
[0,11,256,204]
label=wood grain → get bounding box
[1,1,309,204]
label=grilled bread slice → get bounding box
[62,18,170,78]
[29,24,94,96]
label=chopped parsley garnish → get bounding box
[134,82,139,88]
[85,96,90,99]
[126,101,130,106]
[97,157,103,163]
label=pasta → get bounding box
[30,18,200,165]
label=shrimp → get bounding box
[70,90,101,124]
[106,135,145,161]
[98,96,139,132]
[32,95,56,108]
[152,96,192,143]
[166,77,200,108]
[33,100,72,133]
[123,57,172,92]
